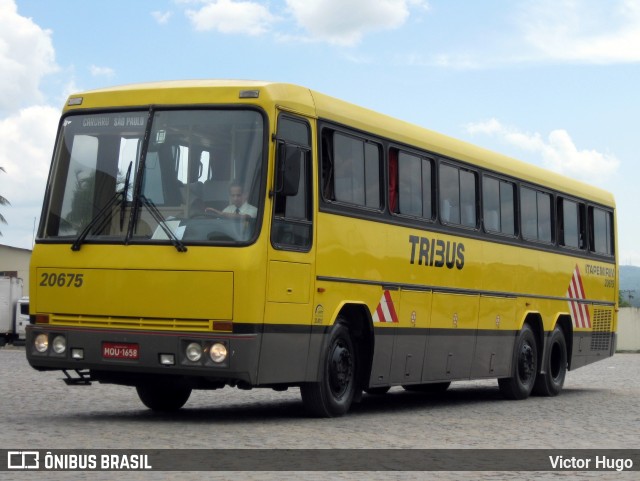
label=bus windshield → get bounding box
[41,109,265,246]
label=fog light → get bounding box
[209,342,227,363]
[160,354,175,366]
[71,348,84,360]
[34,333,48,353]
[52,335,66,354]
[185,342,202,362]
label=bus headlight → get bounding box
[209,342,227,363]
[52,335,67,354]
[185,342,203,362]
[34,333,49,353]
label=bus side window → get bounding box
[589,206,614,255]
[329,131,381,209]
[439,163,477,228]
[521,186,553,243]
[321,134,335,200]
[483,176,515,236]
[558,198,586,249]
[388,149,398,213]
[396,150,433,219]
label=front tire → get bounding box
[499,324,538,400]
[301,320,356,417]
[532,326,567,396]
[136,384,192,411]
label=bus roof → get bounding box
[65,80,614,208]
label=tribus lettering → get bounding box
[409,235,465,270]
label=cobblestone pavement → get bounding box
[1,346,638,480]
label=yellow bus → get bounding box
[26,81,617,417]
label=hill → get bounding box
[620,265,640,307]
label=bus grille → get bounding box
[590,308,613,351]
[49,314,214,332]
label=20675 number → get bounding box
[39,272,84,288]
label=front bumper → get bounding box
[26,325,260,387]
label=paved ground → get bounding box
[1,346,638,480]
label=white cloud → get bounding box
[519,0,640,63]
[423,0,640,69]
[185,0,279,35]
[152,10,173,25]
[0,105,58,205]
[286,0,429,46]
[0,105,59,245]
[180,0,429,45]
[0,0,58,114]
[0,1,59,247]
[90,65,116,78]
[466,119,620,182]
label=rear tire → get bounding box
[301,320,356,417]
[532,326,567,396]
[499,324,538,400]
[136,384,192,411]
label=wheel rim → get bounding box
[518,341,536,384]
[328,338,353,399]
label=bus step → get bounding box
[62,369,92,386]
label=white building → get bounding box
[0,244,32,295]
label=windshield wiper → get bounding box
[70,190,124,251]
[71,162,133,251]
[119,161,133,231]
[139,195,187,253]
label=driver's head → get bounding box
[228,182,245,208]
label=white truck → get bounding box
[0,277,28,345]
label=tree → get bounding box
[619,290,633,308]
[0,167,9,236]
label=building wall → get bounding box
[617,307,640,352]
[0,245,31,296]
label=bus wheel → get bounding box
[533,326,567,396]
[402,382,451,393]
[136,384,192,411]
[498,324,538,400]
[301,321,356,417]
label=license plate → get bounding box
[102,342,139,360]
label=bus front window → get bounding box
[41,109,265,246]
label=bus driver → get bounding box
[205,181,257,219]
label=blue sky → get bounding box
[1,0,639,265]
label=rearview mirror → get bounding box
[275,143,301,196]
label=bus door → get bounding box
[257,113,315,384]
